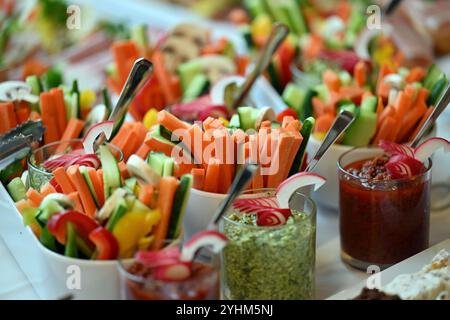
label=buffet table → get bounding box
[1,113,448,300]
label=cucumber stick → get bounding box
[167,174,192,239]
[7,177,27,201]
[106,198,128,232]
[64,223,78,258]
[99,145,121,198]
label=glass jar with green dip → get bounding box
[220,189,317,300]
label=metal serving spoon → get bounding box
[230,23,289,110]
[94,58,153,148]
[305,110,355,172]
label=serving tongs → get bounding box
[0,120,44,170]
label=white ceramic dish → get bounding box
[327,238,450,300]
[0,184,129,300]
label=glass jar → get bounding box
[221,189,317,300]
[338,146,431,270]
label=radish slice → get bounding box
[180,230,228,262]
[276,172,326,208]
[136,247,183,268]
[153,263,192,281]
[210,75,244,105]
[385,155,425,178]
[235,196,279,208]
[72,154,100,169]
[257,209,291,226]
[413,137,450,163]
[198,105,229,121]
[379,140,415,158]
[82,121,114,154]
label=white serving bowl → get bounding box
[36,240,126,300]
[306,136,352,210]
[184,188,227,239]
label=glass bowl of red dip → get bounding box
[338,146,431,270]
[118,242,219,300]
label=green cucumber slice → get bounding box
[182,74,210,102]
[228,114,241,128]
[64,223,78,258]
[177,60,203,94]
[342,109,377,147]
[40,226,57,251]
[427,76,448,106]
[147,152,167,176]
[167,174,192,239]
[99,145,121,199]
[124,177,137,194]
[79,166,100,208]
[106,198,128,232]
[7,177,27,201]
[163,157,174,177]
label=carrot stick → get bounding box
[67,192,84,213]
[203,158,220,193]
[376,95,384,116]
[16,199,33,212]
[50,88,68,138]
[15,102,31,124]
[312,97,327,118]
[393,91,413,120]
[377,105,396,130]
[153,50,176,105]
[282,116,295,129]
[314,113,335,133]
[135,144,151,159]
[40,182,56,196]
[157,110,190,132]
[110,122,132,147]
[26,189,44,207]
[251,167,264,190]
[144,136,174,157]
[138,184,154,207]
[55,118,85,153]
[118,161,129,180]
[40,92,60,144]
[0,102,17,133]
[53,167,76,194]
[191,168,205,190]
[87,167,105,207]
[408,107,434,142]
[66,165,97,218]
[151,176,179,249]
[354,61,367,87]
[323,70,340,92]
[405,67,426,83]
[373,116,396,144]
[267,132,295,187]
[119,130,138,161]
[96,169,104,198]
[29,111,40,121]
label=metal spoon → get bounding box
[410,85,450,148]
[207,162,259,228]
[230,23,289,110]
[305,110,355,172]
[94,58,153,147]
[383,0,404,16]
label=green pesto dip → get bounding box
[221,210,316,300]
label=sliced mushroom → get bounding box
[254,107,276,130]
[168,23,209,50]
[194,55,236,85]
[0,81,39,103]
[161,37,201,74]
[96,188,127,223]
[126,155,161,186]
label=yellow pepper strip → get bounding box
[143,108,159,129]
[112,209,161,258]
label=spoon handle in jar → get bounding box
[306,110,355,172]
[410,85,450,148]
[208,162,259,228]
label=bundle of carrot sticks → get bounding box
[143,110,304,194]
[310,61,441,144]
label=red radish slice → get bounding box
[180,230,227,262]
[257,210,291,226]
[276,172,326,208]
[136,247,183,268]
[234,196,279,208]
[72,154,100,169]
[153,263,192,281]
[82,121,114,154]
[385,154,425,178]
[379,140,415,158]
[198,105,229,121]
[210,75,244,105]
[414,137,450,163]
[171,95,212,121]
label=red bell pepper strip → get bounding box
[47,211,98,244]
[88,227,119,260]
[277,108,298,123]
